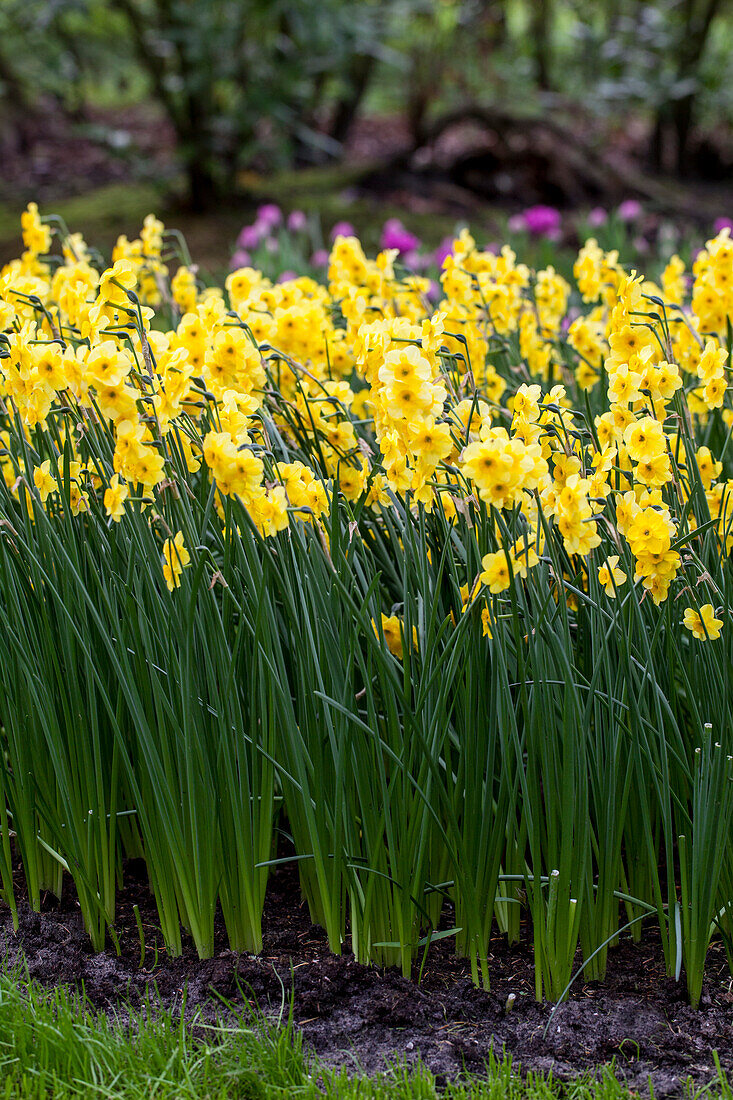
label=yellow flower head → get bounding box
[104,474,129,522]
[597,555,626,597]
[21,202,51,255]
[374,613,404,659]
[480,549,511,594]
[683,603,723,641]
[33,459,58,503]
[162,531,191,591]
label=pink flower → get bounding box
[238,224,262,250]
[330,220,356,241]
[257,203,282,228]
[587,207,608,228]
[381,218,421,254]
[507,214,527,234]
[617,199,642,223]
[522,205,562,238]
[277,270,298,283]
[714,217,733,234]
[287,210,307,232]
[230,248,251,269]
[311,249,329,267]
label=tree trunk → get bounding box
[654,0,724,176]
[673,93,696,177]
[329,54,376,149]
[186,160,217,213]
[650,104,671,173]
[0,47,37,154]
[532,0,552,92]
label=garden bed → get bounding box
[2,207,733,1097]
[2,863,731,1098]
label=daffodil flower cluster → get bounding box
[0,206,731,642]
[5,205,733,1004]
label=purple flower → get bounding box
[230,248,251,269]
[402,249,430,271]
[522,205,562,238]
[714,217,733,234]
[427,280,441,301]
[311,249,329,267]
[287,210,307,233]
[257,203,282,229]
[587,207,608,228]
[562,308,580,332]
[434,237,454,267]
[330,220,356,241]
[264,237,279,254]
[277,270,298,283]
[381,218,421,254]
[238,224,262,250]
[617,199,643,223]
[507,213,527,234]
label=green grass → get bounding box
[0,962,727,1099]
[0,183,164,253]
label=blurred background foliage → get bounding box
[0,0,730,258]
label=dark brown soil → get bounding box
[2,862,733,1097]
[0,103,175,205]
